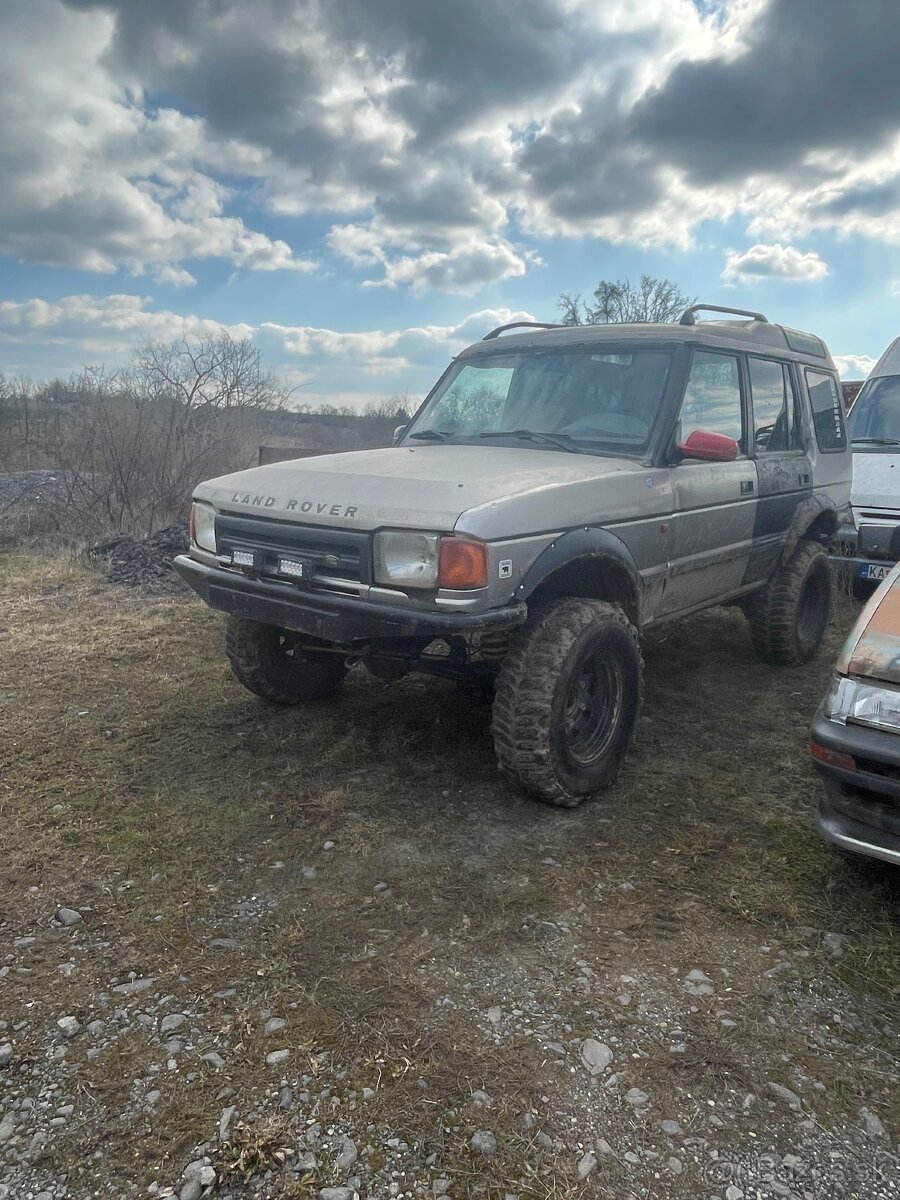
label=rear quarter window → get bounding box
[805,368,847,452]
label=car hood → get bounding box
[193,444,668,536]
[838,561,900,684]
[851,450,900,512]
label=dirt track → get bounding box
[0,554,897,1199]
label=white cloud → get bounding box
[834,353,875,379]
[368,241,534,293]
[722,244,829,283]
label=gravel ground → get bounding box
[1,554,897,1200]
[89,523,190,594]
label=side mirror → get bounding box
[393,424,407,445]
[678,429,739,463]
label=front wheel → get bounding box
[491,598,643,807]
[746,541,832,665]
[225,616,346,703]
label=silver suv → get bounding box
[176,304,851,806]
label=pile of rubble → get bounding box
[89,522,190,593]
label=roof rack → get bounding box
[679,303,769,326]
[482,320,566,340]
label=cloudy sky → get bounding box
[2,0,899,406]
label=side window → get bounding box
[748,357,803,452]
[805,369,847,452]
[679,351,744,450]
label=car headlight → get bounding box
[374,531,439,588]
[190,501,217,554]
[823,673,900,733]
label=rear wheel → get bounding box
[492,598,642,807]
[225,616,346,703]
[747,541,832,665]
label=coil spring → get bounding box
[480,630,511,662]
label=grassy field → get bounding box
[1,552,897,1199]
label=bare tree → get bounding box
[559,275,695,326]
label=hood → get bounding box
[851,450,900,512]
[839,562,900,684]
[193,444,668,536]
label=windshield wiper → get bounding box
[408,429,455,441]
[478,429,583,454]
[851,437,900,446]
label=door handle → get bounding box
[799,472,810,486]
[740,480,755,495]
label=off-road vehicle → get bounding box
[176,303,851,807]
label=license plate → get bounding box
[859,563,891,582]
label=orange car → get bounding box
[811,563,900,864]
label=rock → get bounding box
[56,907,83,926]
[202,1051,226,1071]
[279,1085,293,1109]
[596,1138,614,1155]
[782,1154,802,1171]
[577,1151,598,1178]
[860,1107,888,1140]
[319,1190,355,1200]
[470,1129,497,1155]
[486,1005,502,1025]
[323,841,335,850]
[56,1015,81,1039]
[179,1183,202,1200]
[374,881,390,894]
[161,1013,186,1035]
[266,1049,290,1066]
[208,937,237,950]
[667,1157,683,1174]
[302,866,318,881]
[219,1105,236,1138]
[823,932,850,959]
[580,1039,613,1075]
[433,1179,450,1195]
[335,1135,358,1169]
[684,969,714,997]
[87,1020,105,1037]
[0,1044,12,1067]
[725,1187,744,1200]
[0,1112,16,1142]
[625,1087,649,1107]
[660,1119,683,1137]
[264,1017,287,1035]
[112,977,155,995]
[766,1082,802,1111]
[471,1089,493,1108]
[544,1041,566,1058]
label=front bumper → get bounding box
[810,704,900,866]
[174,554,527,645]
[830,521,900,582]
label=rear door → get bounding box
[743,356,812,583]
[661,348,758,613]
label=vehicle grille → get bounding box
[215,512,372,584]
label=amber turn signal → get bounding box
[438,537,488,589]
[809,741,856,772]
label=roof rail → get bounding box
[679,303,769,326]
[482,320,566,340]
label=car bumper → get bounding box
[831,522,899,584]
[810,704,900,866]
[173,554,527,645]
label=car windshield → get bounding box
[405,346,673,456]
[847,375,900,444]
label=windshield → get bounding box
[847,375,900,444]
[405,347,674,456]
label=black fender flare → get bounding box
[517,528,642,624]
[782,494,839,563]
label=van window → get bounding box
[847,375,900,444]
[748,357,802,452]
[805,369,847,452]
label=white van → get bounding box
[836,337,900,596]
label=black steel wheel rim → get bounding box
[562,654,623,765]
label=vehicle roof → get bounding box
[459,318,836,369]
[868,335,900,379]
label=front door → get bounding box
[661,349,758,614]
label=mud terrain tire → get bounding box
[747,540,832,666]
[225,616,346,703]
[492,598,642,807]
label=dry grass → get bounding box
[1,551,897,1196]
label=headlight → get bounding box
[823,673,900,733]
[190,501,217,554]
[374,531,439,588]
